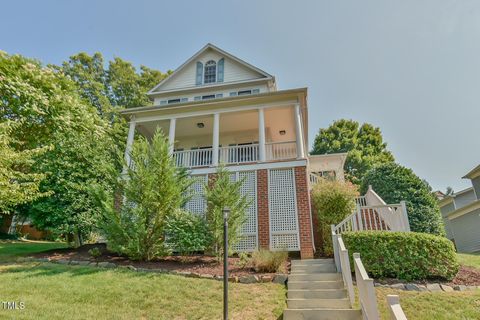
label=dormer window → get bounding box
[204,60,217,83]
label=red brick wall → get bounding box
[295,166,314,259]
[257,169,270,249]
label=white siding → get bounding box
[156,48,267,92]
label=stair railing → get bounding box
[331,225,355,307]
[387,295,407,320]
[353,253,379,320]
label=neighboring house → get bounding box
[119,44,347,259]
[438,164,480,253]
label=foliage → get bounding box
[0,52,116,244]
[236,252,251,269]
[342,231,459,281]
[311,119,394,185]
[360,162,445,235]
[251,250,288,273]
[204,166,250,259]
[88,247,102,259]
[94,130,192,261]
[311,178,358,255]
[0,122,50,213]
[165,209,211,255]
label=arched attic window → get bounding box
[204,60,217,84]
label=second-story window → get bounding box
[204,60,217,84]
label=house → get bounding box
[119,44,347,259]
[438,164,480,253]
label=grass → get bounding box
[457,252,480,270]
[0,240,67,261]
[375,287,480,320]
[0,263,285,319]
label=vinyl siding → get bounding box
[472,176,480,200]
[440,202,455,240]
[160,49,266,92]
[450,208,480,253]
[453,189,477,209]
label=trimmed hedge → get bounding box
[342,231,459,281]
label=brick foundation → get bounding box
[257,169,270,249]
[294,166,315,259]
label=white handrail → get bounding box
[265,141,297,160]
[387,295,407,320]
[173,148,213,167]
[338,235,355,306]
[353,253,379,320]
[219,144,259,164]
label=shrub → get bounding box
[360,163,444,235]
[165,209,211,255]
[311,178,358,256]
[342,231,459,281]
[88,247,102,259]
[205,165,250,259]
[94,129,192,261]
[251,250,288,273]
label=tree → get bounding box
[360,163,445,236]
[0,51,115,244]
[94,130,192,261]
[311,119,395,185]
[311,178,358,255]
[205,166,250,259]
[0,122,50,213]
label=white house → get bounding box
[119,44,347,259]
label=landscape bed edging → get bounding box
[373,282,480,292]
[18,257,288,285]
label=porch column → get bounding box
[124,116,136,167]
[168,118,176,155]
[212,112,220,166]
[294,103,305,159]
[258,108,266,162]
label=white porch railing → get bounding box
[174,148,213,167]
[353,252,380,320]
[387,295,407,320]
[266,141,297,160]
[219,144,259,164]
[331,226,355,306]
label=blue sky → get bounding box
[1,0,479,192]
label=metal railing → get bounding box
[265,141,297,160]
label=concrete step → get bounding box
[291,259,334,266]
[283,308,362,320]
[291,264,337,273]
[288,273,342,282]
[288,280,344,290]
[287,298,351,309]
[288,289,348,299]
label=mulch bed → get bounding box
[31,243,289,277]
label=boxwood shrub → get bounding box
[342,231,459,281]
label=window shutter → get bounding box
[196,62,203,85]
[217,58,224,82]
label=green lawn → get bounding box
[0,240,67,261]
[0,241,285,319]
[375,287,480,320]
[457,252,480,270]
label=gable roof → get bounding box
[463,164,480,180]
[147,43,274,95]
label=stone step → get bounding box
[291,264,337,273]
[288,273,342,282]
[288,289,348,299]
[291,259,334,266]
[287,298,351,309]
[288,280,344,290]
[283,308,362,320]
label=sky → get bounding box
[1,0,479,192]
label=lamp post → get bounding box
[223,207,230,320]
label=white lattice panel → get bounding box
[268,169,300,251]
[231,171,258,252]
[184,175,208,217]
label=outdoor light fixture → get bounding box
[223,207,230,320]
[279,130,286,135]
[197,122,205,128]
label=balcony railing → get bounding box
[173,141,298,168]
[265,141,297,161]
